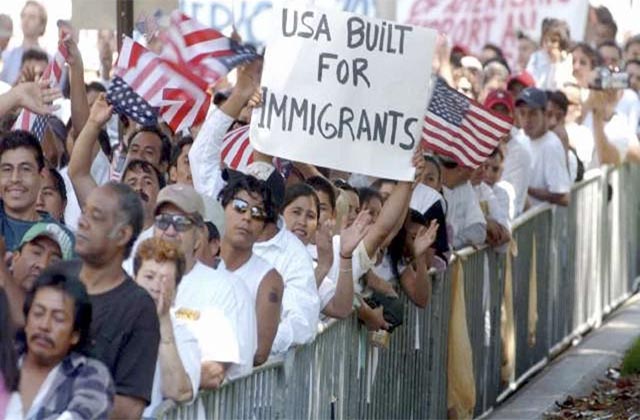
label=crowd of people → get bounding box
[0,1,638,419]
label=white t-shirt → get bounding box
[583,111,639,168]
[143,314,201,418]
[527,131,572,206]
[225,271,257,380]
[442,181,487,249]
[492,181,516,223]
[61,150,111,231]
[410,183,445,215]
[253,227,320,354]
[223,253,274,303]
[565,122,594,168]
[526,50,574,91]
[175,262,249,368]
[474,182,509,230]
[501,129,532,215]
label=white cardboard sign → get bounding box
[250,4,437,181]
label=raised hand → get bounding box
[315,219,335,272]
[340,210,373,257]
[412,145,426,187]
[88,93,113,127]
[13,80,62,115]
[412,219,439,258]
[62,33,83,69]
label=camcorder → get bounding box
[589,67,630,90]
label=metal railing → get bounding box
[157,164,640,420]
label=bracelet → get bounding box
[340,268,352,273]
[339,253,352,260]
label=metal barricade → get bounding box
[157,164,640,420]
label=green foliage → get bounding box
[621,336,640,376]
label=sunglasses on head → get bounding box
[155,214,195,232]
[232,198,266,222]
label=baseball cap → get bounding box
[155,184,205,223]
[19,222,74,261]
[507,71,535,89]
[484,89,515,114]
[515,87,547,109]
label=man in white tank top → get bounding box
[216,174,284,366]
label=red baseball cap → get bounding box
[484,89,515,114]
[507,71,535,89]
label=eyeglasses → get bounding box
[232,198,266,222]
[155,214,195,232]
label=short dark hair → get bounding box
[571,43,602,68]
[133,237,186,287]
[482,43,504,59]
[283,183,320,220]
[127,126,172,166]
[626,59,640,70]
[0,130,45,170]
[624,35,640,53]
[23,269,93,355]
[423,155,442,179]
[21,48,48,66]
[170,135,194,169]
[204,221,220,242]
[86,81,106,94]
[489,147,504,161]
[46,166,67,203]
[597,40,622,59]
[546,90,569,115]
[371,178,397,191]
[106,182,144,259]
[123,159,166,190]
[306,176,336,211]
[358,187,382,208]
[333,179,358,195]
[218,173,273,222]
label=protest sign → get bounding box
[397,0,589,68]
[250,4,437,181]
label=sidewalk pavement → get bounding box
[487,293,640,420]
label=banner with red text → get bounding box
[397,0,589,69]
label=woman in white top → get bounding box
[281,183,371,319]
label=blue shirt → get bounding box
[0,46,25,85]
[0,202,73,252]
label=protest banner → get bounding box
[181,0,377,44]
[250,4,437,181]
[397,0,589,68]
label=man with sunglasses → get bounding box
[216,174,284,365]
[153,184,257,385]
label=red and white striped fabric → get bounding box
[422,78,512,169]
[115,36,210,132]
[13,42,69,133]
[162,10,258,85]
[221,125,254,172]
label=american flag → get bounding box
[106,76,158,127]
[13,42,69,140]
[221,124,254,172]
[162,11,259,85]
[111,36,210,132]
[421,78,512,169]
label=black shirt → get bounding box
[52,259,160,404]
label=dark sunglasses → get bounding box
[155,214,195,232]
[232,198,266,222]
